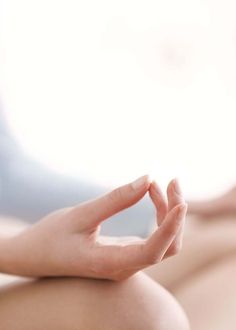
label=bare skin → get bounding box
[0,272,189,330]
[3,180,236,329]
[0,176,189,330]
[0,176,187,280]
[144,217,236,290]
[187,185,236,219]
[2,213,236,329]
[144,213,236,330]
[175,253,236,330]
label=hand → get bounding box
[1,176,187,281]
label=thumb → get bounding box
[72,175,151,228]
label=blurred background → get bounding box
[0,0,235,205]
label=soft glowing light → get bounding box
[1,0,236,196]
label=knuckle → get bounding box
[109,187,123,203]
[128,182,136,194]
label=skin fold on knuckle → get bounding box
[108,187,125,206]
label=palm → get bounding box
[8,176,187,281]
[65,177,187,280]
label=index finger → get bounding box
[69,175,151,230]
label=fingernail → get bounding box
[131,175,150,190]
[173,179,182,196]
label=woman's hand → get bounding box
[0,176,187,281]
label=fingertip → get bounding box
[141,174,152,192]
[144,174,152,187]
[148,181,155,194]
[167,178,176,194]
[149,181,163,203]
[131,174,151,191]
[151,179,158,188]
[150,180,162,194]
[167,179,185,209]
[173,178,182,195]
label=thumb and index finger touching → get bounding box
[69,175,187,271]
[71,174,186,231]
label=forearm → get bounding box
[0,177,187,281]
[0,232,50,278]
[0,233,37,277]
[0,217,30,276]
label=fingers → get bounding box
[167,179,185,211]
[145,203,187,261]
[149,179,187,256]
[149,181,168,225]
[93,203,187,277]
[92,243,146,276]
[71,175,151,229]
[166,179,187,255]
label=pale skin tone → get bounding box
[0,175,187,280]
[145,188,236,330]
[187,185,236,219]
[2,180,236,329]
[0,176,190,330]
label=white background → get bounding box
[0,0,236,198]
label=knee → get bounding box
[57,272,189,330]
[0,274,189,330]
[114,272,190,330]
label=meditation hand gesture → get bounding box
[0,176,187,281]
